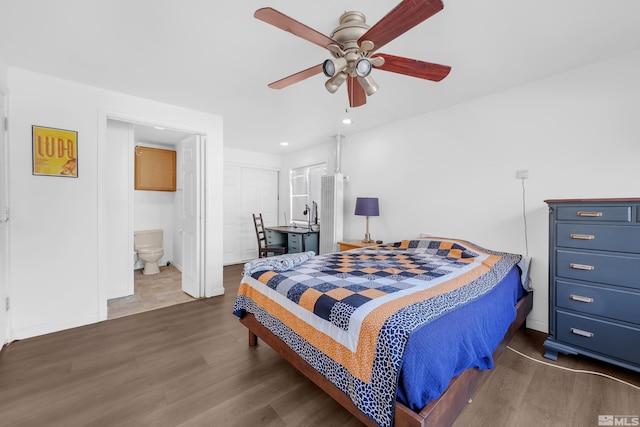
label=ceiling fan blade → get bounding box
[359,0,444,52]
[347,76,367,108]
[255,7,342,50]
[268,64,324,89]
[375,53,451,82]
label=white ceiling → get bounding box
[2,1,640,153]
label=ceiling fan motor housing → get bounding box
[329,11,374,80]
[330,11,370,43]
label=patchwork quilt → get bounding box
[233,238,521,427]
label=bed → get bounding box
[233,237,533,427]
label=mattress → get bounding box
[233,238,523,427]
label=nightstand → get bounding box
[338,241,381,252]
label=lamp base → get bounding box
[362,232,374,243]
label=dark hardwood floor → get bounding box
[0,264,638,426]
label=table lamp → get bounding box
[354,197,379,243]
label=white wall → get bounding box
[0,42,7,85]
[282,50,640,334]
[7,67,224,339]
[224,147,281,170]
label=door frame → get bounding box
[0,88,8,347]
[97,110,207,319]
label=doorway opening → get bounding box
[102,119,205,319]
[107,264,194,318]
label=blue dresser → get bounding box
[544,198,640,372]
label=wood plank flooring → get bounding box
[0,263,638,426]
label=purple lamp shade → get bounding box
[355,197,379,217]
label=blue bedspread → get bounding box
[396,266,525,411]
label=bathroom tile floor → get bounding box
[107,265,196,319]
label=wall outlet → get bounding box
[516,169,529,179]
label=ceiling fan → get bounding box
[254,0,451,108]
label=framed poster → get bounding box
[32,125,78,177]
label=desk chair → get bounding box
[253,213,287,258]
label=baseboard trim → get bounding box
[12,313,101,340]
[526,317,548,334]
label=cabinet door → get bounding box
[303,233,319,254]
[134,146,176,191]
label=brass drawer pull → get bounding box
[577,211,603,217]
[570,294,594,303]
[570,234,595,240]
[570,328,594,338]
[570,263,595,271]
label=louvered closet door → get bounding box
[223,165,279,264]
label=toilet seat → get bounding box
[137,247,163,256]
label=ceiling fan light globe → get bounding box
[355,58,372,78]
[322,60,335,77]
[323,57,347,77]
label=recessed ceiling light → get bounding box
[342,118,352,125]
[280,141,289,146]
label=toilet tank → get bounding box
[134,229,163,249]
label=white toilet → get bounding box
[134,229,164,275]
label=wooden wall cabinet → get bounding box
[134,146,176,192]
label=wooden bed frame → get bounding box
[239,290,533,427]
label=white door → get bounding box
[223,165,279,264]
[0,91,8,347]
[180,134,202,297]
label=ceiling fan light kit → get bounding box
[322,57,348,78]
[355,58,372,78]
[325,72,348,94]
[358,75,379,96]
[255,0,451,108]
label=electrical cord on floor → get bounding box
[506,346,640,391]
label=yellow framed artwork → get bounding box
[32,125,78,177]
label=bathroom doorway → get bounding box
[108,265,195,318]
[102,118,205,318]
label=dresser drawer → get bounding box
[556,280,640,324]
[266,230,286,246]
[556,250,640,290]
[288,234,302,253]
[556,311,640,365]
[556,224,640,254]
[556,205,631,222]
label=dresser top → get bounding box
[544,198,640,204]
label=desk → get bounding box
[266,226,319,255]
